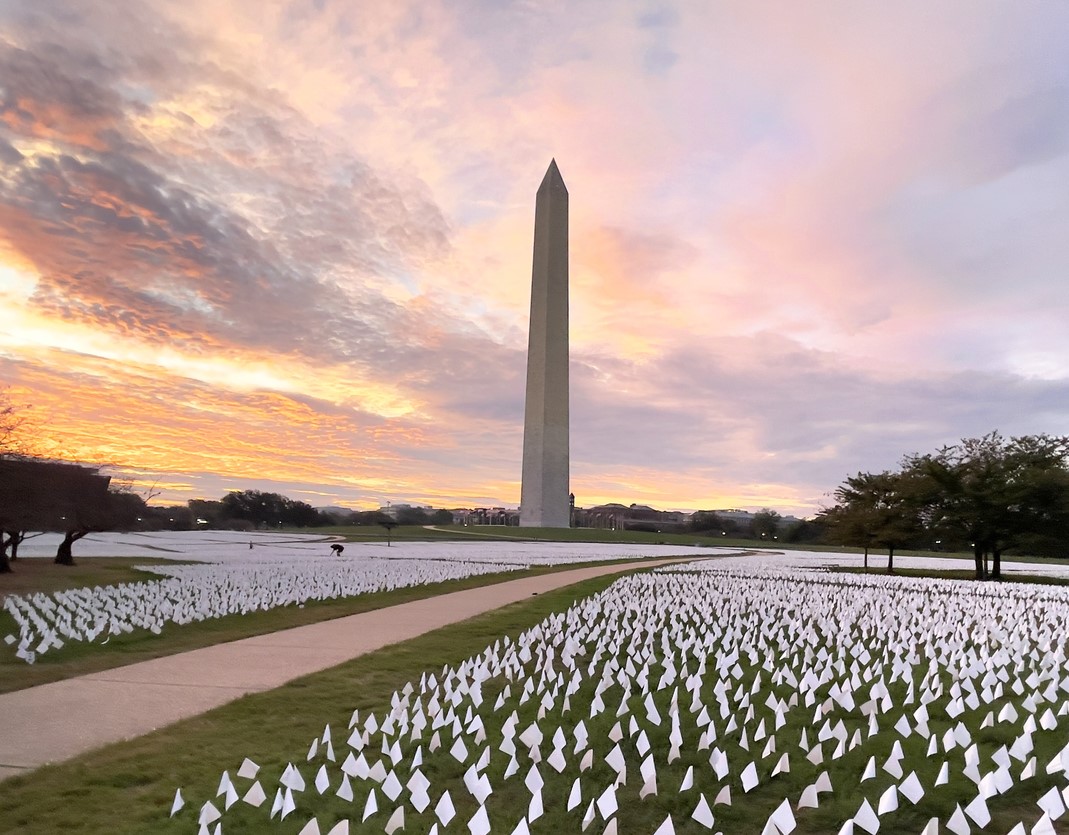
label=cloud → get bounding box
[0,17,454,384]
[0,41,131,153]
[1,0,1067,516]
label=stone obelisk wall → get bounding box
[520,160,570,528]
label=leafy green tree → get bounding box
[430,509,454,525]
[396,506,430,526]
[909,433,1069,579]
[784,517,825,544]
[820,470,926,572]
[688,511,724,533]
[219,490,326,528]
[188,499,225,527]
[749,509,782,540]
[346,510,393,526]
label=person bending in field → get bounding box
[330,543,345,556]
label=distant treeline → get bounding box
[126,491,454,531]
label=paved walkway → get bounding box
[0,557,698,782]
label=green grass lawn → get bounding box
[309,523,740,548]
[452,525,745,548]
[2,564,1062,834]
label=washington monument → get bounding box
[520,160,570,528]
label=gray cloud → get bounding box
[566,334,1069,507]
[0,10,454,381]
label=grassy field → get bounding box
[312,524,475,541]
[5,532,1068,834]
[2,564,1063,834]
[311,523,736,547]
[0,559,659,696]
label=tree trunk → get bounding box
[863,545,869,571]
[0,534,11,574]
[973,544,985,580]
[8,531,21,561]
[992,548,1002,580]
[54,531,83,565]
[887,546,895,574]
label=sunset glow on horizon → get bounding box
[2,1,1068,516]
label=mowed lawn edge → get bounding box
[0,557,683,696]
[0,571,635,834]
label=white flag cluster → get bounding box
[4,538,713,663]
[170,560,1069,833]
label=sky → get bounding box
[1,1,1068,516]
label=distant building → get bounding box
[571,502,687,532]
[378,504,435,520]
[450,507,520,526]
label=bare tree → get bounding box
[0,388,30,457]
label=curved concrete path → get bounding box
[0,557,699,782]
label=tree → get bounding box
[0,458,119,567]
[0,392,35,568]
[218,490,327,529]
[818,501,876,567]
[188,499,226,528]
[824,433,1069,580]
[51,467,116,565]
[750,509,782,540]
[221,490,285,528]
[910,433,1069,579]
[345,510,393,526]
[430,509,454,525]
[688,511,724,534]
[0,389,31,457]
[0,457,42,572]
[784,517,825,544]
[819,471,926,572]
[395,506,430,526]
[381,517,397,546]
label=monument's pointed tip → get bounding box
[539,158,567,192]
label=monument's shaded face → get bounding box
[520,161,570,528]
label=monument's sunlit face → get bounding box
[520,162,570,528]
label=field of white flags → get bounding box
[2,533,718,663]
[167,560,1069,834]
